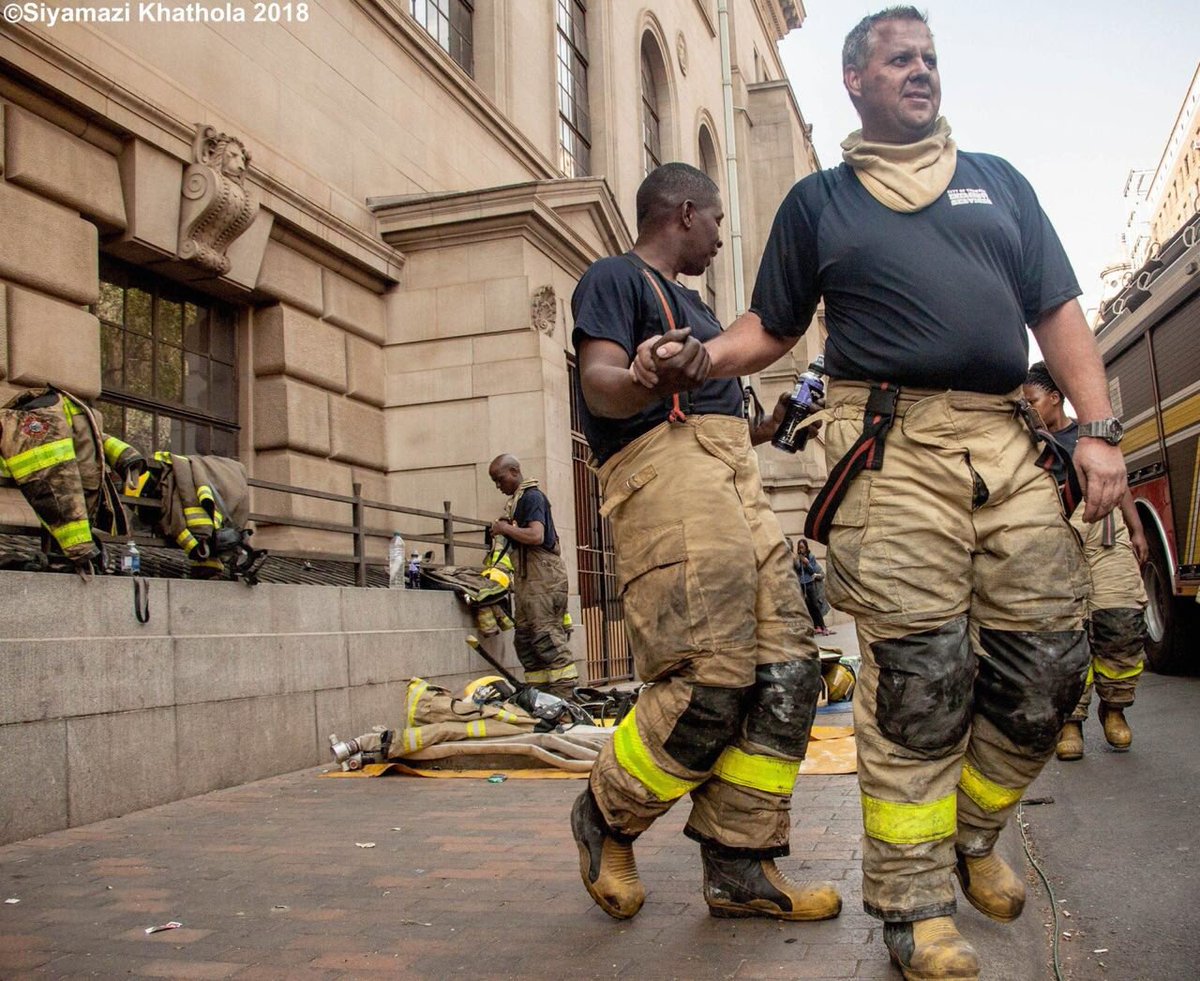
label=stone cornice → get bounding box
[0,25,405,284]
[352,0,557,181]
[369,178,633,276]
[753,0,802,41]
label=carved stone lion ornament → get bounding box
[178,124,258,275]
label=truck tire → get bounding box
[1141,529,1194,674]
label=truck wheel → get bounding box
[1141,529,1191,674]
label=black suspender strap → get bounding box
[1015,400,1083,518]
[803,383,899,545]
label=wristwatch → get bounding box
[1076,417,1124,445]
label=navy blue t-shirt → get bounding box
[513,487,558,552]
[751,153,1081,394]
[1049,421,1080,485]
[571,253,744,463]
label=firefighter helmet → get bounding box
[823,662,857,703]
[463,675,516,704]
[482,566,511,590]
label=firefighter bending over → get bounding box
[568,162,840,925]
[488,455,579,700]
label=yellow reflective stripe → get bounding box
[495,709,521,724]
[548,663,580,681]
[0,457,10,478]
[613,707,702,802]
[184,507,214,530]
[406,680,430,728]
[154,451,174,464]
[62,397,80,420]
[466,720,487,738]
[1094,661,1144,680]
[712,746,800,795]
[102,436,132,467]
[51,519,92,550]
[861,792,956,845]
[958,762,1024,814]
[401,728,423,753]
[525,669,551,683]
[1085,663,1094,686]
[5,438,75,480]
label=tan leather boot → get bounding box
[570,789,644,919]
[954,849,1026,922]
[1100,704,1132,750]
[884,917,981,980]
[700,844,842,920]
[1056,721,1084,761]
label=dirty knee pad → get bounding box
[871,617,974,758]
[743,661,823,757]
[1089,607,1147,661]
[976,628,1089,754]
[661,684,753,773]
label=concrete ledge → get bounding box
[0,571,539,845]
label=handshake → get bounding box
[627,327,710,395]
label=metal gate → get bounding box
[569,358,633,683]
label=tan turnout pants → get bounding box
[1067,510,1147,719]
[588,415,824,856]
[823,383,1089,922]
[513,545,578,699]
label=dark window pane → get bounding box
[211,309,236,363]
[101,323,124,388]
[212,428,238,458]
[170,416,187,454]
[97,401,124,440]
[125,334,153,397]
[158,344,184,402]
[126,288,152,336]
[97,282,124,324]
[184,303,210,353]
[157,299,183,347]
[211,361,236,420]
[184,351,210,413]
[156,414,173,452]
[126,408,155,455]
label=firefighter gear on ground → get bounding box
[0,387,137,565]
[571,787,645,920]
[953,848,1024,922]
[884,916,981,981]
[1057,508,1146,758]
[584,416,836,915]
[821,383,1088,923]
[501,479,578,699]
[700,842,842,920]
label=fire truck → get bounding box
[1095,214,1200,673]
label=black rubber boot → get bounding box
[570,789,644,919]
[700,842,841,920]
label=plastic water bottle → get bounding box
[388,532,405,588]
[122,541,141,575]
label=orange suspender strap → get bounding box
[638,268,689,424]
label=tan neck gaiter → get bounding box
[841,116,957,213]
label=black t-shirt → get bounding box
[1049,421,1080,485]
[571,253,744,463]
[751,153,1082,394]
[513,487,558,552]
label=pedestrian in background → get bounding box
[795,538,831,635]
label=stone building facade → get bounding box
[0,0,824,671]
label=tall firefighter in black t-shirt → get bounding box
[488,454,578,700]
[568,163,841,926]
[632,10,1129,981]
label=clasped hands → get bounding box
[628,329,711,395]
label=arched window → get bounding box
[699,125,720,311]
[556,0,591,177]
[410,0,474,76]
[640,37,665,176]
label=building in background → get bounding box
[0,0,823,679]
[1097,62,1200,321]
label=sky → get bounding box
[777,1,1200,321]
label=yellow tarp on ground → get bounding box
[321,725,857,779]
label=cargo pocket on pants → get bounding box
[617,521,696,682]
[824,474,880,615]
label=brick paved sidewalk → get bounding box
[1,685,1049,980]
